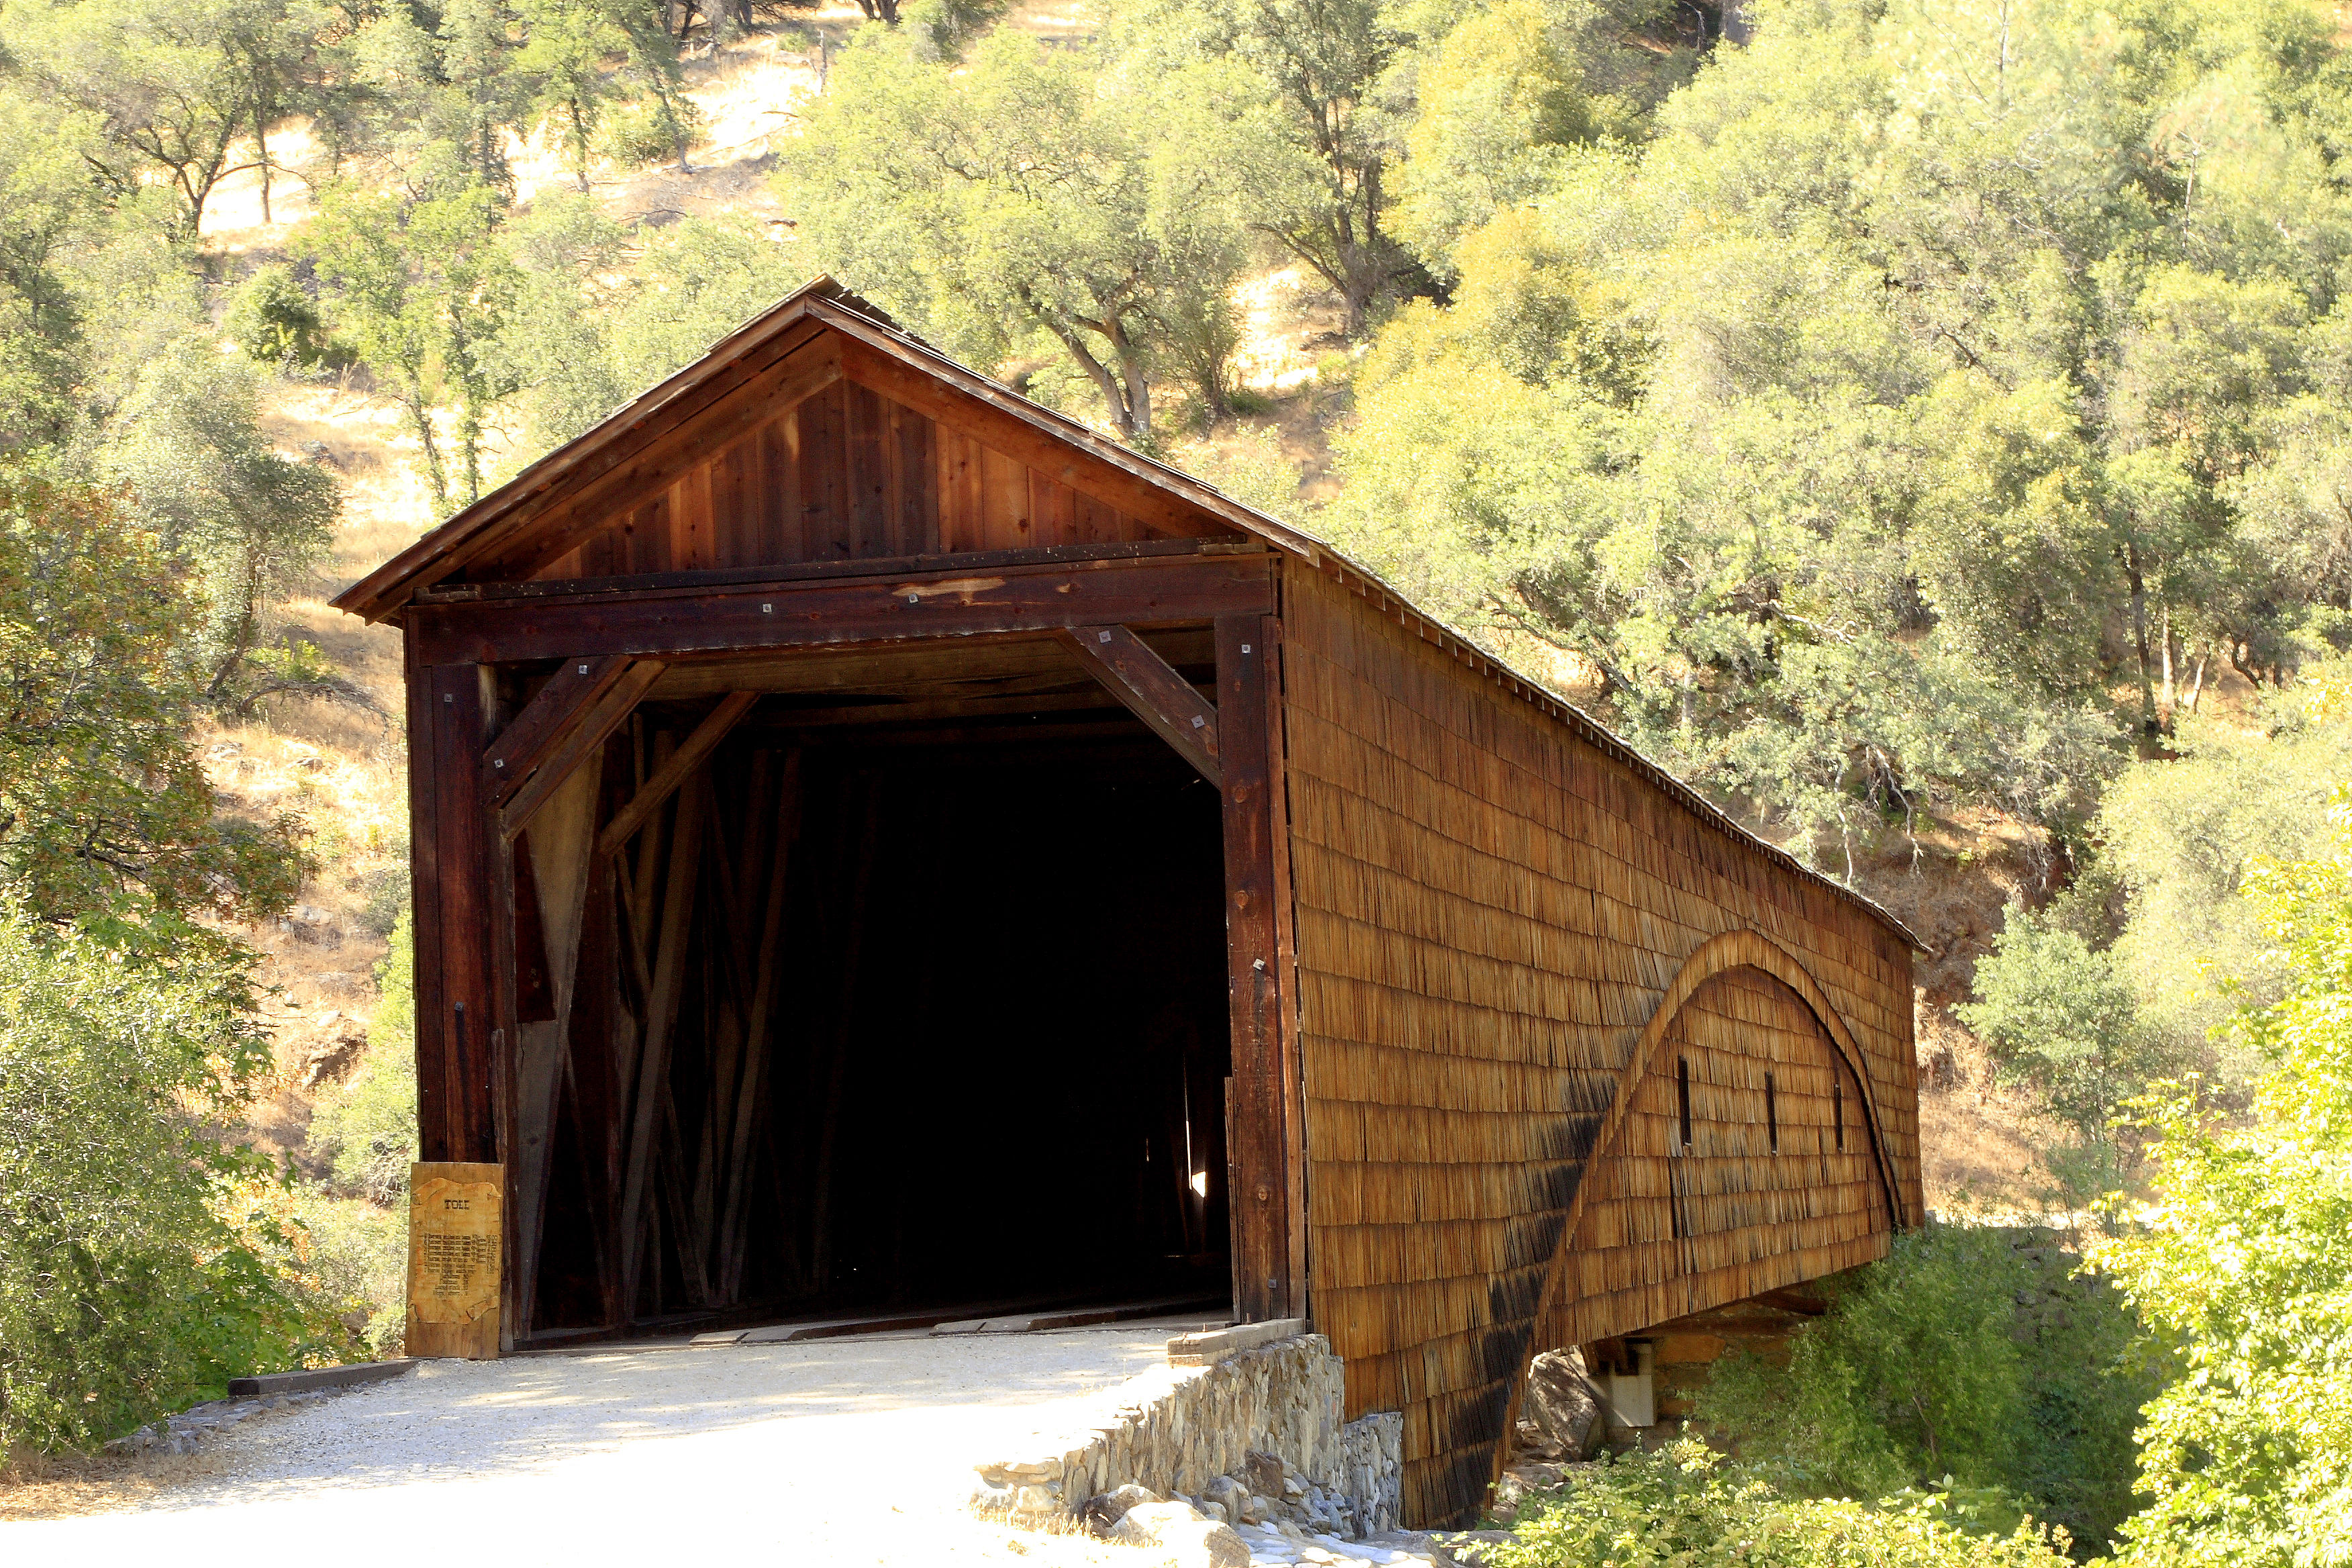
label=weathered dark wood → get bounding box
[595,692,760,861]
[617,781,704,1314]
[412,554,1276,667]
[648,626,1214,701]
[415,664,499,1165]
[1058,624,1222,786]
[343,318,833,616]
[483,655,635,808]
[837,336,1230,541]
[489,338,844,582]
[1216,616,1296,1323]
[719,752,798,1299]
[419,538,1251,607]
[496,661,667,840]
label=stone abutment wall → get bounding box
[973,1331,1404,1538]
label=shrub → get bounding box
[306,908,418,1204]
[1696,1223,2157,1551]
[289,1189,406,1357]
[225,264,325,367]
[0,918,336,1451]
[2093,799,2352,1567]
[1488,1439,2074,1567]
[595,96,707,169]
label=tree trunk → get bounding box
[2186,647,2208,713]
[255,99,273,226]
[2124,540,2157,738]
[2158,601,2174,734]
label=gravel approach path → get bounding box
[5,1328,1188,1567]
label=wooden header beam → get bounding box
[408,553,1275,667]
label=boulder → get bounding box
[1077,1482,1161,1537]
[1242,1448,1287,1498]
[1202,1473,1254,1524]
[1523,1349,1602,1459]
[1116,1502,1249,1567]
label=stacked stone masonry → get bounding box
[973,1333,1404,1539]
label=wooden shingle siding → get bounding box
[1279,565,1918,1524]
[1547,965,1889,1350]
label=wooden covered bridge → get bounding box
[335,280,1924,1526]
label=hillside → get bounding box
[197,4,2282,1221]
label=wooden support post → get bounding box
[617,781,705,1316]
[1216,616,1302,1324]
[718,751,799,1300]
[596,691,760,861]
[1057,624,1221,785]
[411,660,499,1165]
[512,754,603,1336]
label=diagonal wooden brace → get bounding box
[1057,624,1220,787]
[489,657,667,838]
[594,691,762,862]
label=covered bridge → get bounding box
[334,279,1924,1526]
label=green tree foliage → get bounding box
[0,464,305,927]
[1109,0,1415,338]
[1488,1437,2075,1567]
[303,170,520,513]
[2077,666,2352,1065]
[308,909,420,1206]
[95,340,341,709]
[1390,0,1689,268]
[2092,802,2352,1568]
[1697,1225,2158,1551]
[496,201,800,448]
[226,264,328,367]
[1332,0,2352,876]
[1961,908,2173,1194]
[0,918,334,1451]
[0,0,350,239]
[778,22,1255,440]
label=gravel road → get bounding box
[5,1328,1182,1567]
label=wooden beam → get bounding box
[416,538,1251,608]
[718,751,798,1300]
[409,554,1276,667]
[412,661,499,1166]
[595,692,760,861]
[1216,615,1301,1324]
[512,756,602,1336]
[616,782,704,1315]
[483,656,635,808]
[648,625,1216,701]
[495,661,667,840]
[1057,624,1221,786]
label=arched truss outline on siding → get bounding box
[1494,927,1908,1483]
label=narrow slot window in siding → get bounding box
[1677,1057,1693,1150]
[1765,1072,1778,1153]
[1834,1081,1845,1150]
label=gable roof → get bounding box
[333,277,1921,952]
